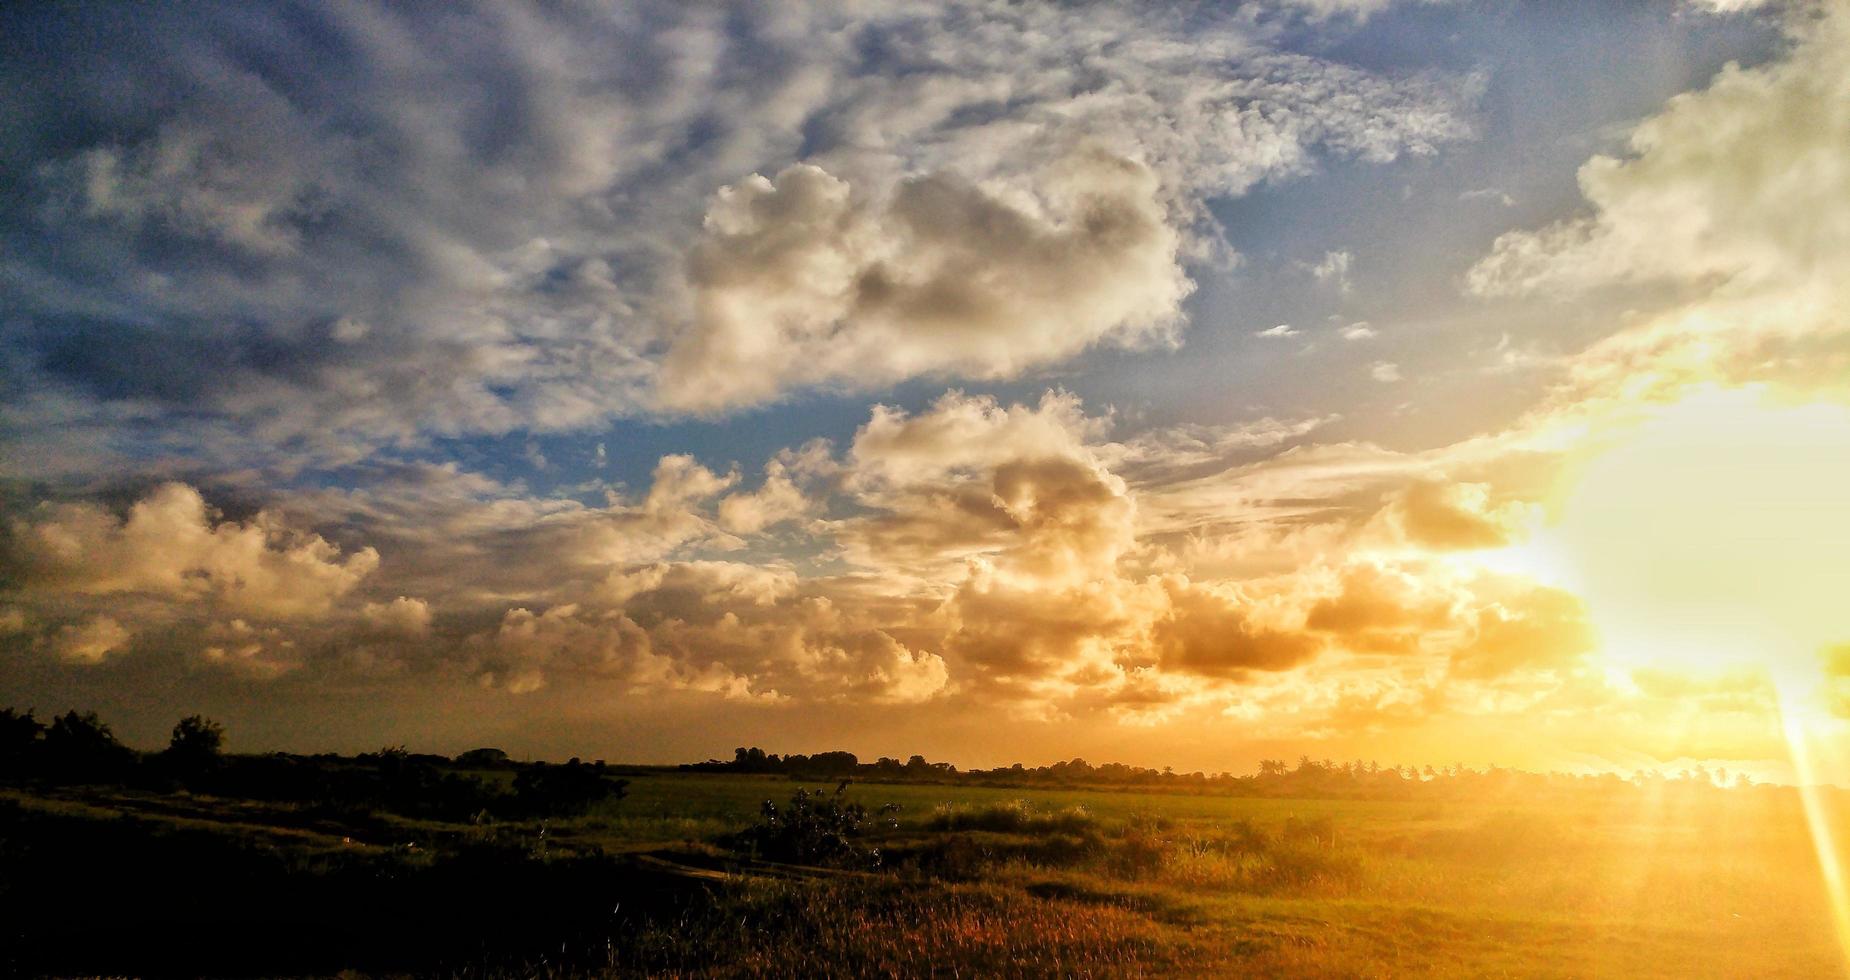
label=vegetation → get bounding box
[0,705,1845,976]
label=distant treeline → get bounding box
[1,705,1776,810]
[685,745,1766,800]
[0,707,627,820]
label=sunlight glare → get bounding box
[1545,386,1850,675]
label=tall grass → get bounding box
[616,876,1191,978]
[925,799,1098,835]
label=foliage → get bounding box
[168,714,224,757]
[927,799,1097,835]
[511,757,628,817]
[39,710,137,783]
[454,747,510,767]
[733,786,893,867]
[0,718,1845,978]
[0,708,44,774]
[160,714,225,782]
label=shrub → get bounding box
[511,757,628,817]
[1282,814,1338,848]
[735,787,890,868]
[1100,811,1170,877]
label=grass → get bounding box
[3,773,1846,977]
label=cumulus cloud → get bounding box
[1469,8,1848,303]
[3,1,1831,776]
[1148,577,1320,678]
[460,584,951,705]
[604,561,798,609]
[1448,584,1596,679]
[201,619,300,679]
[46,616,131,664]
[361,596,433,637]
[717,458,813,535]
[830,391,1346,709]
[1306,561,1457,653]
[1303,560,1596,678]
[548,455,742,569]
[658,151,1190,410]
[466,604,770,699]
[1,0,1476,468]
[1371,479,1532,550]
[5,483,377,619]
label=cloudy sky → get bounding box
[3,0,1847,780]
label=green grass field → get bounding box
[4,770,1846,976]
[578,773,1850,977]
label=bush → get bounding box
[734,787,892,868]
[511,757,628,817]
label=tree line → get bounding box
[2,705,1772,811]
[0,706,627,820]
[686,745,1765,800]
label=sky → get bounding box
[3,0,1847,781]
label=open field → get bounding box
[4,766,1846,977]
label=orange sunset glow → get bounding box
[2,1,1848,975]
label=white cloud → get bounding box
[717,458,813,535]
[1371,362,1403,382]
[5,0,1478,463]
[1340,321,1378,340]
[1464,3,1850,417]
[361,596,432,637]
[7,483,378,619]
[1468,10,1850,300]
[657,151,1190,410]
[1308,250,1354,293]
[47,616,132,665]
[1257,324,1300,338]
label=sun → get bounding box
[1536,385,1850,679]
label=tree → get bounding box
[0,708,46,776]
[169,715,224,758]
[164,715,225,780]
[456,747,510,767]
[42,710,135,782]
[512,758,628,816]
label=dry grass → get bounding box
[5,776,1847,977]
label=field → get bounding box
[3,765,1847,977]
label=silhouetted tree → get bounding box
[42,710,136,783]
[159,710,223,784]
[456,747,510,767]
[171,713,224,758]
[0,707,46,777]
[512,758,628,816]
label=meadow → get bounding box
[4,750,1847,977]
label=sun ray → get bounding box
[1773,669,1850,970]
